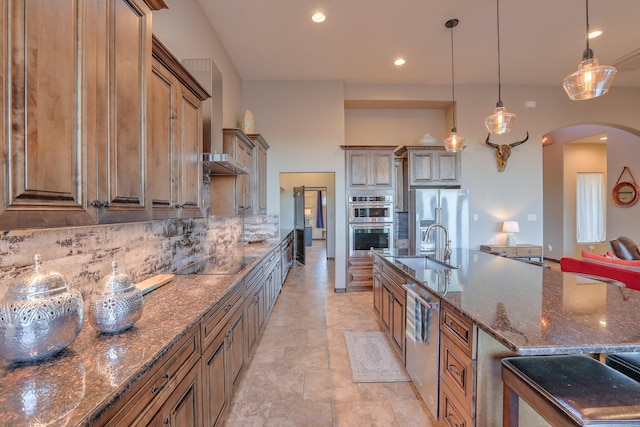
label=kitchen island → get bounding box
[373,248,640,426]
[0,232,293,426]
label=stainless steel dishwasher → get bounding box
[403,284,440,420]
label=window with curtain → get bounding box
[576,172,606,243]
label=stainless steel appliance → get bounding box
[409,188,469,255]
[348,223,393,257]
[403,283,440,420]
[348,195,393,222]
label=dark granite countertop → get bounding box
[0,241,282,426]
[378,248,640,356]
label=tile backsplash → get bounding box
[0,216,257,298]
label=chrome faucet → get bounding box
[423,223,452,265]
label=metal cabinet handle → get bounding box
[174,204,184,209]
[448,362,462,380]
[164,417,173,427]
[90,200,110,209]
[447,320,463,336]
[445,411,462,427]
[225,303,233,312]
[151,372,171,393]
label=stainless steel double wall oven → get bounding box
[348,194,394,257]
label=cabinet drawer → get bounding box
[441,304,475,356]
[201,284,244,348]
[440,380,474,427]
[381,263,405,287]
[516,246,542,257]
[348,257,373,268]
[103,324,201,426]
[440,333,475,414]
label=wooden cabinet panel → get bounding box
[344,148,394,190]
[347,151,369,188]
[149,58,177,214]
[201,327,227,427]
[248,133,269,214]
[177,87,203,215]
[149,362,203,427]
[440,380,474,427]
[406,147,461,187]
[149,36,207,219]
[94,0,151,224]
[392,293,405,359]
[227,305,245,391]
[373,269,382,315]
[1,0,94,229]
[441,304,475,356]
[440,333,475,413]
[101,324,200,426]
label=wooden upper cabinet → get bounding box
[0,0,158,230]
[149,36,209,219]
[396,146,461,187]
[342,146,395,190]
[248,134,269,215]
[91,0,152,224]
[0,0,94,230]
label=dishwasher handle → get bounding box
[403,284,435,309]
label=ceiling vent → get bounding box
[612,48,640,71]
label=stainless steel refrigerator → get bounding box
[409,188,469,256]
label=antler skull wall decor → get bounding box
[485,131,529,172]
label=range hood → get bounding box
[203,153,249,175]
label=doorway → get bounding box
[543,123,640,260]
[280,173,335,260]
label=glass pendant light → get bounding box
[443,19,465,152]
[485,0,515,134]
[563,0,616,100]
[444,18,464,153]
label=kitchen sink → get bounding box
[396,256,459,270]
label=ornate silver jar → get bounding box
[0,254,84,362]
[89,261,143,334]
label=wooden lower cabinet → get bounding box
[376,258,406,362]
[439,303,477,426]
[99,325,201,426]
[149,362,203,426]
[201,304,244,427]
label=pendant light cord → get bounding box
[496,0,502,106]
[585,0,590,52]
[450,23,457,132]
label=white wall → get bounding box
[152,0,243,138]
[243,81,346,286]
[344,108,447,146]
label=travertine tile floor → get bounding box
[225,241,436,426]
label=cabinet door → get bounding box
[1,0,94,229]
[176,87,203,217]
[436,152,461,185]
[370,151,393,188]
[381,285,392,331]
[346,151,369,189]
[409,151,437,186]
[93,0,151,223]
[257,145,267,213]
[244,290,259,357]
[392,293,405,357]
[201,326,229,427]
[227,306,245,393]
[150,362,202,427]
[373,270,382,315]
[149,57,178,218]
[394,159,405,212]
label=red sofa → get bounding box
[560,257,640,291]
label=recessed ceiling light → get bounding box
[394,58,406,66]
[588,30,603,39]
[600,136,607,140]
[312,12,325,23]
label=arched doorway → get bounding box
[543,123,640,260]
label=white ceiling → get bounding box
[197,0,640,87]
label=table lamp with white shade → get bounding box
[502,221,520,246]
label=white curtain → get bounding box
[576,172,606,243]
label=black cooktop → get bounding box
[176,255,258,275]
